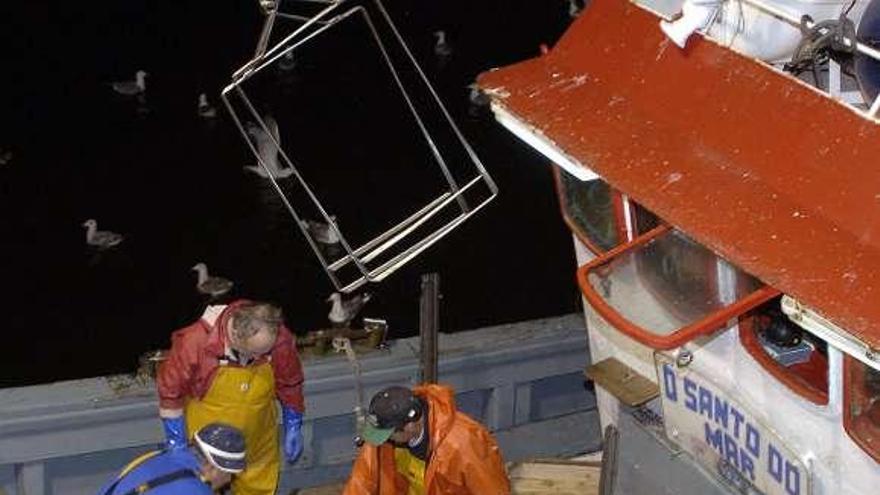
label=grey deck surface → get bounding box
[614,411,733,495]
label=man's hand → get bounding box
[282,406,304,462]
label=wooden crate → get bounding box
[289,456,603,495]
[509,459,602,495]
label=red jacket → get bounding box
[157,301,305,412]
[343,384,510,495]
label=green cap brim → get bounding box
[362,424,395,446]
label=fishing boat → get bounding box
[477,0,880,492]
[0,2,600,493]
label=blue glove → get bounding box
[162,416,188,451]
[282,406,304,463]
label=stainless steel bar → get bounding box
[368,193,495,282]
[371,0,499,195]
[357,7,470,213]
[232,1,341,81]
[242,4,350,80]
[276,12,332,24]
[326,191,452,271]
[359,176,483,264]
[221,0,499,292]
[253,8,278,60]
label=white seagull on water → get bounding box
[111,70,148,96]
[300,215,341,246]
[433,30,452,58]
[82,219,124,249]
[192,262,234,298]
[198,93,217,119]
[244,116,295,179]
[327,292,372,328]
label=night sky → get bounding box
[0,1,582,386]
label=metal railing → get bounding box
[221,0,498,293]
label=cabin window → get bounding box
[739,298,829,405]
[576,225,780,349]
[845,356,880,463]
[553,166,626,253]
[630,201,659,236]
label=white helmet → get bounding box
[193,423,246,474]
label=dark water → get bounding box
[0,1,580,386]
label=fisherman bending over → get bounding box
[343,384,511,495]
[157,300,305,495]
[98,422,246,494]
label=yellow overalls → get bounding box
[185,362,279,495]
[394,447,426,495]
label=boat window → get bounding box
[553,166,625,253]
[740,297,829,405]
[631,202,659,236]
[845,356,880,462]
[576,225,780,349]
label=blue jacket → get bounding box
[98,448,212,495]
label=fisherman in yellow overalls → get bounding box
[157,301,306,495]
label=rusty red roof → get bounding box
[478,0,880,348]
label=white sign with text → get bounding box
[656,354,810,495]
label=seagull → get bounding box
[301,216,344,259]
[111,70,148,96]
[327,292,372,328]
[82,219,124,249]
[467,83,490,117]
[300,216,341,245]
[198,93,217,119]
[279,51,297,72]
[258,0,277,13]
[0,148,12,166]
[433,30,452,58]
[192,262,234,298]
[244,116,295,179]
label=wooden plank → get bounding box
[509,460,601,495]
[512,477,597,494]
[511,462,600,480]
[585,357,659,406]
[571,451,604,463]
[292,460,602,495]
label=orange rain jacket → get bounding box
[343,384,510,495]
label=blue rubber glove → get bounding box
[162,416,188,451]
[282,406,304,463]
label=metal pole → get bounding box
[419,273,440,383]
[599,424,619,495]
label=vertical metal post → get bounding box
[15,461,45,495]
[599,424,619,495]
[419,273,440,383]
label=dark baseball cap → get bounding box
[362,386,421,445]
